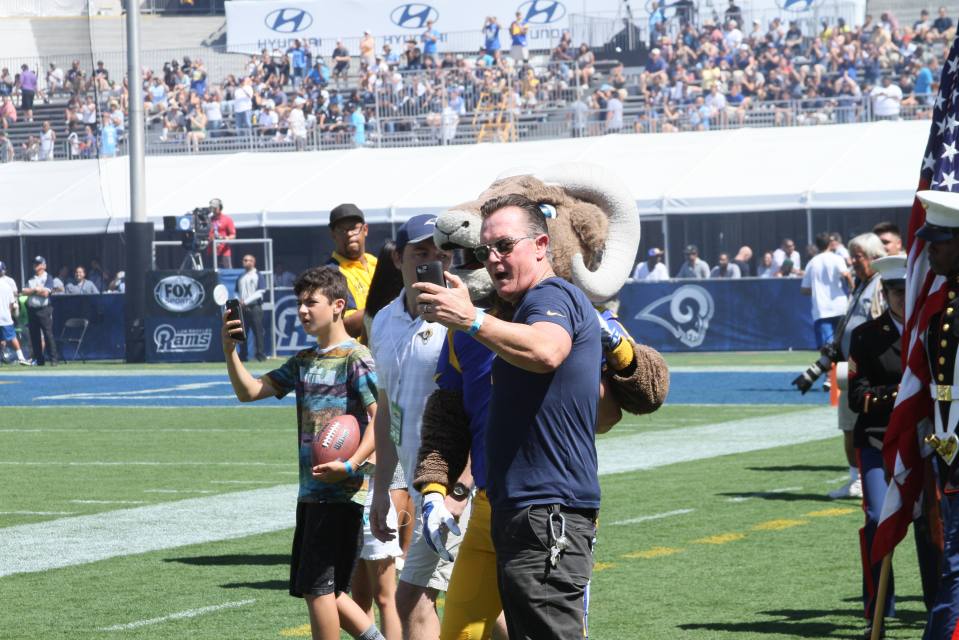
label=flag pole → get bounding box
[871,553,892,640]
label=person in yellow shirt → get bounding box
[327,203,378,338]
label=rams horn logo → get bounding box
[634,285,714,348]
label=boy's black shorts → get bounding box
[289,501,363,598]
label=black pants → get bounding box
[27,306,58,365]
[491,505,596,640]
[241,303,265,360]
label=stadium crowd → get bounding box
[631,223,903,281]
[0,5,954,161]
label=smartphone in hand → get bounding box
[225,298,247,341]
[415,261,447,288]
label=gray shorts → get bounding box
[399,494,472,591]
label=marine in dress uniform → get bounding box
[848,255,941,638]
[916,190,959,639]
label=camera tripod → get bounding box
[179,250,204,271]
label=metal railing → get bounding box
[6,93,930,164]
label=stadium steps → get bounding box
[3,16,225,59]
[4,98,84,159]
[863,1,927,23]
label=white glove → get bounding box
[421,492,460,562]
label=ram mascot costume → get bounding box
[411,163,670,640]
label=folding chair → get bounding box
[58,318,89,362]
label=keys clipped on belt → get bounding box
[549,510,569,567]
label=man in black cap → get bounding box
[327,203,377,338]
[676,244,710,278]
[21,256,59,366]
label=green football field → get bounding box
[0,351,932,639]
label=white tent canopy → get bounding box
[0,120,930,237]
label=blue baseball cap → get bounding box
[395,214,437,253]
[33,255,46,265]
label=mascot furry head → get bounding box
[433,163,642,305]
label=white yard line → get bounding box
[0,511,76,516]
[69,500,147,505]
[0,485,297,578]
[143,489,216,495]
[609,509,695,526]
[98,599,256,631]
[597,407,836,476]
[667,365,810,373]
[0,461,287,467]
[35,382,228,401]
[0,428,282,433]
[0,406,838,578]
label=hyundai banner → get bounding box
[145,270,222,363]
[227,0,866,56]
[618,279,817,352]
[226,0,623,55]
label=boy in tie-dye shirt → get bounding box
[223,265,385,640]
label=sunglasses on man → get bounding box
[473,235,536,262]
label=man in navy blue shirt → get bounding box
[414,193,601,639]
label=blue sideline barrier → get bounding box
[617,278,817,352]
[50,294,126,360]
[40,278,819,360]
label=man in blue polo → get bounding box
[414,193,600,639]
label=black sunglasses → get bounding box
[473,236,535,262]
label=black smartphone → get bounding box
[225,298,247,341]
[416,261,447,288]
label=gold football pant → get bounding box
[441,490,502,640]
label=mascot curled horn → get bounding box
[411,163,670,639]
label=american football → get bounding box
[311,414,361,467]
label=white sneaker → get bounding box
[848,476,863,499]
[17,359,32,366]
[828,477,863,499]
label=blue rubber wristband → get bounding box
[466,308,485,336]
[343,460,354,476]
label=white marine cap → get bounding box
[917,190,959,242]
[872,255,906,284]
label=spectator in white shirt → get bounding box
[772,238,801,274]
[632,248,669,281]
[724,19,744,49]
[869,75,902,120]
[289,97,307,150]
[38,121,55,161]
[233,77,254,131]
[46,63,64,95]
[800,231,853,350]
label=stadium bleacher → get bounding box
[0,5,952,162]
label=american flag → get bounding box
[872,34,959,563]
